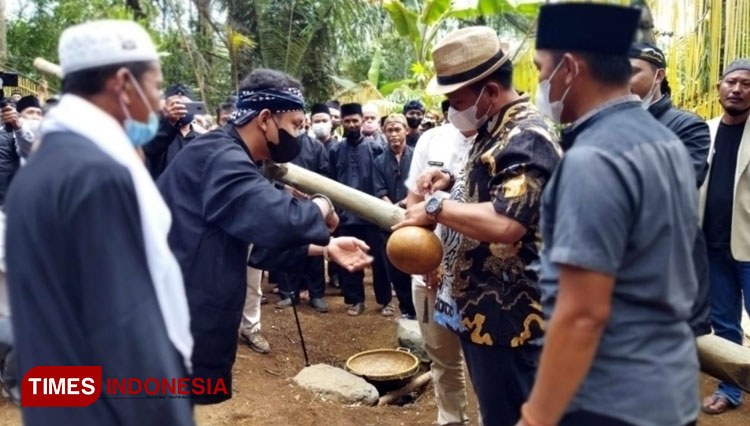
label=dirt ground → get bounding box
[1,274,749,426]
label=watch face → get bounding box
[426,197,439,214]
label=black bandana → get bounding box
[230,87,305,126]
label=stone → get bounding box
[397,318,428,362]
[293,364,379,405]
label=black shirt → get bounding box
[373,146,413,204]
[704,120,746,247]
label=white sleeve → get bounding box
[404,129,433,193]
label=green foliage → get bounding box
[6,0,138,85]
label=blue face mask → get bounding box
[124,112,159,146]
[120,72,159,147]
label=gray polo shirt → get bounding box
[540,97,699,426]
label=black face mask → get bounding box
[176,113,195,128]
[406,116,422,129]
[344,127,361,141]
[266,117,302,163]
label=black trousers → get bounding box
[461,340,540,426]
[386,250,416,316]
[338,225,390,305]
[560,411,696,426]
[278,256,325,299]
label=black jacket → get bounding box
[648,94,711,187]
[649,94,712,337]
[143,117,197,179]
[0,131,20,206]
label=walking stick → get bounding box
[290,292,310,367]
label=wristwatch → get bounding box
[425,192,450,219]
[439,168,456,191]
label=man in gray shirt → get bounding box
[517,4,699,426]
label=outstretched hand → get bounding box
[327,237,373,272]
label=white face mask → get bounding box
[535,59,576,123]
[447,86,489,132]
[312,121,332,138]
[20,117,42,138]
[640,70,662,108]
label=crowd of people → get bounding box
[0,2,749,426]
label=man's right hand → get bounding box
[1,106,21,130]
[165,98,187,125]
[417,166,451,196]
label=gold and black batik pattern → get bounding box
[434,96,562,348]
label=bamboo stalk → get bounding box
[264,162,405,231]
[376,372,431,406]
[697,334,750,393]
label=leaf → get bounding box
[231,32,256,50]
[379,78,416,96]
[368,47,383,87]
[477,0,515,15]
[331,75,357,90]
[516,2,541,17]
[420,0,452,26]
[383,0,420,42]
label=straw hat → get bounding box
[427,26,511,95]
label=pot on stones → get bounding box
[345,347,420,393]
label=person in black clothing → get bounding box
[699,59,750,415]
[374,114,416,318]
[629,42,714,338]
[310,103,338,154]
[275,131,331,313]
[328,103,390,316]
[157,69,372,404]
[216,99,236,127]
[630,42,710,183]
[5,20,194,425]
[143,83,202,178]
[403,99,424,147]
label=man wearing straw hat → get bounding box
[520,3,699,426]
[395,26,561,425]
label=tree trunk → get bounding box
[0,0,7,67]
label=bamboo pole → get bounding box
[377,372,431,406]
[33,58,62,79]
[264,162,405,231]
[696,334,750,393]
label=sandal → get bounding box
[347,302,365,316]
[701,393,735,415]
[381,304,396,317]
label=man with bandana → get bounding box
[520,4,700,426]
[629,42,711,185]
[143,83,201,178]
[403,100,425,147]
[157,69,372,404]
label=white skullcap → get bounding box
[59,20,159,77]
[362,102,380,116]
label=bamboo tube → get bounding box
[33,58,63,79]
[265,162,405,231]
[377,372,432,406]
[697,334,750,393]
